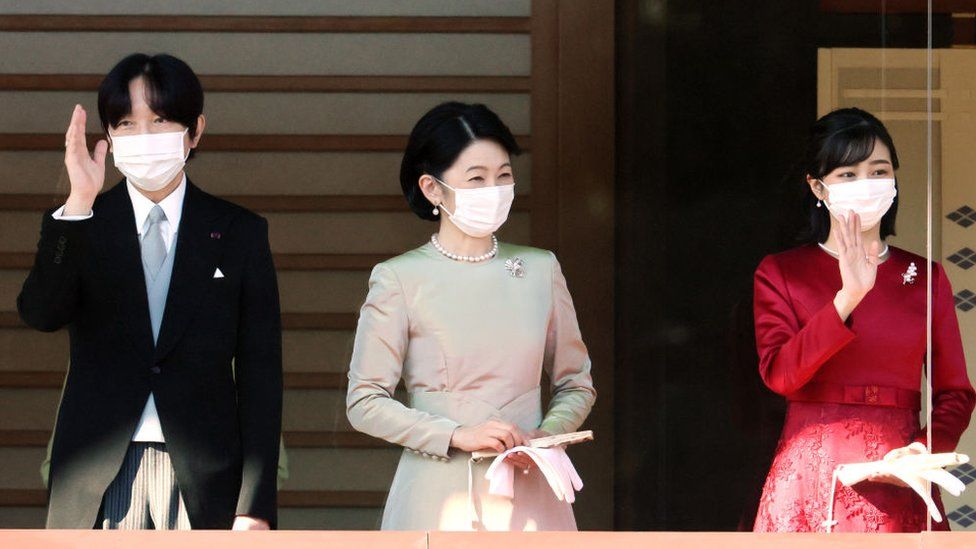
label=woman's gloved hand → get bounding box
[836,442,969,522]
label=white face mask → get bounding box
[435,177,515,238]
[110,129,189,192]
[820,177,897,231]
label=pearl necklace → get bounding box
[431,234,498,263]
[818,241,890,259]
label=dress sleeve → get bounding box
[539,253,597,435]
[754,254,857,395]
[913,262,976,452]
[345,264,460,459]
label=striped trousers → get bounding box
[99,442,192,530]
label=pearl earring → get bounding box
[432,205,440,216]
[816,199,822,208]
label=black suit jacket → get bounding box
[18,180,283,529]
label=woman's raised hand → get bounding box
[450,420,528,454]
[833,212,881,320]
[63,105,109,215]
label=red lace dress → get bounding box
[752,245,975,533]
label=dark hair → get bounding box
[801,107,899,243]
[400,102,521,221]
[97,53,204,157]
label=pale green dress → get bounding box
[346,242,596,531]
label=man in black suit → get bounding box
[17,53,282,530]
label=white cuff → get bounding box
[51,205,93,221]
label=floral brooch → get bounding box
[505,257,525,278]
[902,262,918,285]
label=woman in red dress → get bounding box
[752,108,975,533]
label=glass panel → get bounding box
[614,0,964,532]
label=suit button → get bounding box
[150,366,161,374]
[57,236,67,244]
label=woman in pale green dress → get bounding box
[345,102,596,531]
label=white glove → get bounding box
[485,446,583,503]
[835,442,969,522]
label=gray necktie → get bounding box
[141,205,167,279]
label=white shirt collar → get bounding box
[126,174,187,235]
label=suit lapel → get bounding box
[153,180,226,363]
[94,182,155,360]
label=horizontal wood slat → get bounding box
[0,489,46,507]
[0,371,63,388]
[0,134,402,152]
[0,194,531,213]
[283,313,357,330]
[0,15,531,34]
[290,371,350,389]
[953,13,976,45]
[0,312,356,330]
[0,430,389,449]
[272,253,391,271]
[0,134,531,152]
[283,431,389,449]
[0,312,21,328]
[279,490,386,508]
[0,74,531,93]
[0,430,48,446]
[0,252,389,271]
[0,252,32,269]
[0,489,386,508]
[0,371,346,389]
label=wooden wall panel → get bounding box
[283,390,353,433]
[0,387,357,434]
[0,152,533,195]
[0,389,60,430]
[0,91,530,135]
[0,1,615,529]
[263,212,532,254]
[0,329,357,374]
[0,448,41,489]
[0,15,531,34]
[0,74,531,93]
[0,1,531,17]
[541,0,615,532]
[277,271,370,313]
[0,447,402,493]
[529,1,559,252]
[278,507,381,530]
[0,195,530,214]
[0,33,530,76]
[282,449,402,491]
[283,331,355,373]
[0,212,531,254]
[0,269,372,315]
[0,330,69,372]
